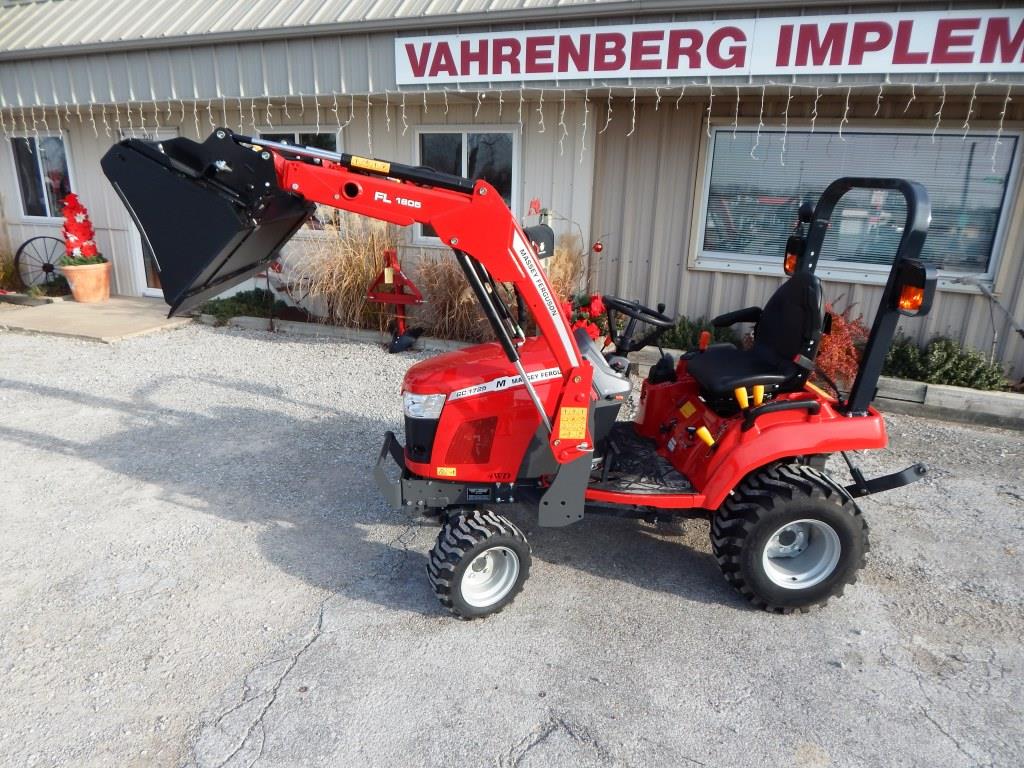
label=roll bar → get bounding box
[800,178,935,415]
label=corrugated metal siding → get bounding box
[591,93,1024,376]
[0,0,911,57]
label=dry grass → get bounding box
[0,250,18,291]
[416,255,491,342]
[545,233,587,300]
[281,213,398,330]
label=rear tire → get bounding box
[427,509,531,619]
[711,464,868,613]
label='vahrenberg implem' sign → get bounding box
[395,9,1024,85]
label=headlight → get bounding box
[403,392,446,419]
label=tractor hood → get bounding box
[403,338,560,397]
[101,131,313,317]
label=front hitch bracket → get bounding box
[842,454,928,498]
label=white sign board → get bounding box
[395,9,1024,84]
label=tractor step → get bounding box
[590,423,694,495]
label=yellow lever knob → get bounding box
[695,426,715,447]
[734,387,750,410]
[752,384,765,406]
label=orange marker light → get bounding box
[784,252,798,275]
[695,426,715,447]
[698,330,711,351]
[898,284,925,313]
[734,387,750,410]
[752,384,765,406]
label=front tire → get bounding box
[427,509,531,619]
[711,464,868,613]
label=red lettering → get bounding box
[594,32,627,71]
[460,39,489,76]
[796,23,846,66]
[932,18,980,64]
[491,38,521,75]
[557,35,590,73]
[525,35,555,74]
[849,21,892,65]
[707,26,746,69]
[776,24,793,66]
[981,18,1024,63]
[428,42,458,77]
[630,30,663,70]
[893,20,928,64]
[404,43,431,78]
[666,29,702,69]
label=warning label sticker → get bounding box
[558,407,588,440]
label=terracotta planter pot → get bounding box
[60,260,111,303]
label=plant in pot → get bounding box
[59,193,111,303]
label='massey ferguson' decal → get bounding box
[448,367,562,401]
[510,230,580,367]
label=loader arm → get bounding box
[101,129,592,465]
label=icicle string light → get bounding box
[992,85,1011,173]
[265,96,274,129]
[366,94,373,155]
[342,95,355,130]
[810,87,821,133]
[102,105,111,138]
[179,98,186,125]
[152,100,161,135]
[750,85,765,160]
[518,88,524,128]
[780,86,792,166]
[558,89,568,155]
[962,83,977,140]
[475,90,482,117]
[498,90,504,118]
[903,83,916,114]
[705,85,713,138]
[732,85,740,138]
[536,89,545,133]
[250,98,257,132]
[384,91,391,132]
[443,88,449,115]
[931,85,945,143]
[423,91,428,113]
[675,84,685,109]
[88,104,98,138]
[126,101,135,137]
[207,99,215,130]
[237,97,244,133]
[298,92,304,118]
[654,87,661,111]
[599,90,613,134]
[579,88,589,165]
[839,86,851,141]
[874,84,884,117]
[401,92,408,135]
[627,88,637,137]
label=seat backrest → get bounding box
[574,328,632,400]
[753,272,824,364]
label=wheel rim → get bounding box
[460,546,520,608]
[762,519,841,590]
[15,236,64,288]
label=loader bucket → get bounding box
[101,131,313,316]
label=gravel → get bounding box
[1,323,1022,768]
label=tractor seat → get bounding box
[574,328,632,400]
[686,271,823,398]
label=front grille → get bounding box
[404,416,439,463]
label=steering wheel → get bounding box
[602,295,675,356]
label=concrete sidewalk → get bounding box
[0,296,189,342]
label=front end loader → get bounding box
[102,129,937,618]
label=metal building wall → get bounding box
[591,94,1024,376]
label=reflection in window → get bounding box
[11,136,71,218]
[419,130,516,238]
[702,129,1017,275]
[258,131,339,230]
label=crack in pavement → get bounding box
[198,595,330,768]
[498,712,611,768]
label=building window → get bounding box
[258,130,339,230]
[11,136,72,218]
[417,128,516,238]
[699,128,1019,279]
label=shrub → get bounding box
[883,335,1008,391]
[201,288,289,326]
[416,254,492,342]
[660,315,740,351]
[815,301,870,389]
[545,233,586,300]
[0,250,18,291]
[280,212,398,330]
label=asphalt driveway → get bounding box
[1,324,1021,767]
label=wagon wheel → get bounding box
[14,236,65,289]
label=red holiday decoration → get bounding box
[61,193,103,263]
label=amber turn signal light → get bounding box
[698,330,711,351]
[897,284,925,312]
[784,252,798,275]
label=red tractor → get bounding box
[102,130,936,618]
